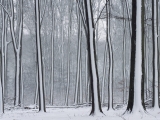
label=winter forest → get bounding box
[0,0,160,120]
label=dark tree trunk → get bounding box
[126,0,146,112]
[83,0,103,115]
[141,0,146,110]
[126,0,136,112]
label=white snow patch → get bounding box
[1,107,160,120]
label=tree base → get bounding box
[89,111,105,116]
[124,108,147,116]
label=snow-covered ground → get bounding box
[0,106,160,120]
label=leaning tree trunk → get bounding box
[84,0,103,116]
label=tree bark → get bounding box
[106,0,114,111]
[126,0,146,113]
[84,0,103,115]
[35,0,46,112]
[152,0,159,110]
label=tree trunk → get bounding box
[50,1,55,106]
[35,0,46,112]
[126,0,146,113]
[145,0,149,100]
[106,0,114,111]
[0,51,4,114]
[15,51,21,106]
[84,0,103,116]
[65,0,73,106]
[74,9,82,105]
[0,1,4,113]
[122,2,127,104]
[152,0,159,110]
[101,41,107,104]
[9,0,23,107]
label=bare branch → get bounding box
[94,3,107,26]
[0,3,11,18]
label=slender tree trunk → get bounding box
[141,0,145,109]
[79,48,83,103]
[0,51,4,114]
[85,50,91,104]
[152,0,159,110]
[4,10,9,97]
[21,65,24,108]
[106,0,114,111]
[145,0,149,100]
[8,0,23,106]
[1,0,5,99]
[65,0,73,106]
[50,1,55,106]
[35,0,46,112]
[101,41,107,104]
[0,1,4,113]
[122,3,127,104]
[34,67,38,108]
[74,8,82,105]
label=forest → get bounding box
[0,0,160,120]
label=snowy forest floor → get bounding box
[0,106,160,120]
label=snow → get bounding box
[0,107,160,120]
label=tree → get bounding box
[74,8,83,105]
[65,0,73,106]
[0,1,4,112]
[144,0,150,101]
[0,0,23,107]
[0,50,4,114]
[0,0,10,98]
[35,0,46,112]
[122,0,127,104]
[83,0,103,115]
[152,0,159,110]
[106,0,114,111]
[50,0,55,106]
[6,0,23,106]
[126,0,146,114]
